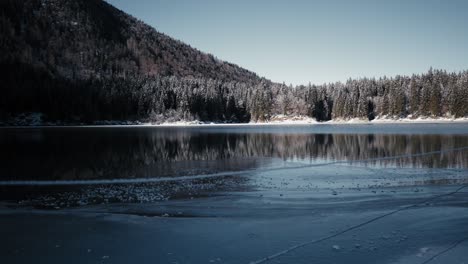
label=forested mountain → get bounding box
[0,0,467,125]
[0,0,259,81]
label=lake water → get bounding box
[1,123,468,264]
[1,123,468,181]
[1,124,468,201]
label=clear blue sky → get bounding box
[107,0,468,85]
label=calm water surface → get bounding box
[1,123,467,182]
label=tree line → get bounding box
[1,62,467,124]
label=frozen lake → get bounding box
[1,123,468,264]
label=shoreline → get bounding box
[1,117,468,128]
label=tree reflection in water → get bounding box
[1,127,467,181]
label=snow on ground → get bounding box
[140,116,468,127]
[5,112,45,126]
[90,116,468,127]
[2,112,467,127]
[257,115,319,124]
[370,116,468,124]
[329,116,468,124]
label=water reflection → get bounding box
[1,127,467,181]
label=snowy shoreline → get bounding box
[154,117,468,127]
[1,112,468,127]
[2,116,468,128]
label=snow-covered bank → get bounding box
[329,116,468,124]
[251,116,468,125]
[2,113,468,127]
[64,116,468,127]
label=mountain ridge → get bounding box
[0,0,260,83]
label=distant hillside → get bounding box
[0,0,259,82]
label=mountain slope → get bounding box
[0,0,259,83]
[0,0,466,125]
